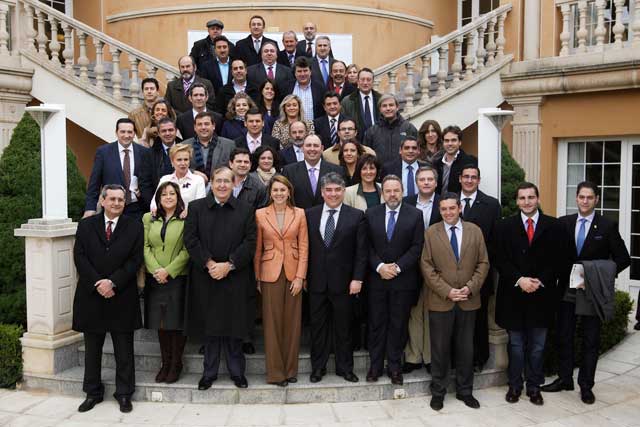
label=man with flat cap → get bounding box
[190,19,236,70]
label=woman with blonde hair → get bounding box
[270,94,314,148]
[346,64,360,87]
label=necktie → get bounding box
[254,39,261,53]
[289,53,295,67]
[321,59,329,85]
[363,95,373,130]
[406,164,415,196]
[576,218,587,255]
[106,221,113,241]
[324,209,336,247]
[335,85,342,95]
[386,210,396,241]
[463,197,471,218]
[249,139,258,153]
[306,41,312,56]
[526,218,535,245]
[122,148,131,204]
[329,118,338,146]
[309,167,317,194]
[267,65,274,80]
[182,79,191,95]
[450,225,459,262]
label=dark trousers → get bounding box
[123,201,144,222]
[557,301,602,390]
[473,291,491,366]
[245,291,256,344]
[429,306,476,397]
[309,292,353,374]
[368,288,414,374]
[507,327,547,393]
[83,331,135,399]
[203,336,245,379]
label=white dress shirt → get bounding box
[233,80,247,94]
[444,219,463,249]
[305,159,321,175]
[150,170,207,210]
[415,193,436,229]
[521,210,540,232]
[575,211,595,241]
[320,203,342,239]
[461,191,477,210]
[118,143,138,203]
[293,145,304,162]
[293,82,315,121]
[359,91,375,125]
[246,133,263,153]
[401,160,419,197]
[104,214,120,232]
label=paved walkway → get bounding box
[1,328,640,427]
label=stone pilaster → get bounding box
[0,63,33,153]
[507,96,545,185]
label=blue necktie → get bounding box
[450,225,459,262]
[321,59,329,85]
[406,164,415,196]
[387,210,396,241]
[576,218,587,255]
[324,209,336,247]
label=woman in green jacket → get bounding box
[143,181,190,383]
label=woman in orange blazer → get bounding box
[254,174,309,387]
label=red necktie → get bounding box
[267,66,274,80]
[335,85,342,95]
[106,221,113,241]
[526,218,534,245]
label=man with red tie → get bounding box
[328,60,355,99]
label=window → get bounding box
[631,145,640,279]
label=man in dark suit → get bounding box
[281,134,345,209]
[234,15,278,67]
[306,172,367,383]
[142,117,177,192]
[176,83,223,141]
[328,60,356,99]
[189,19,236,70]
[235,108,280,154]
[73,184,143,413]
[214,59,259,115]
[282,57,325,120]
[458,165,502,372]
[246,41,294,96]
[364,175,424,385]
[402,166,441,374]
[381,136,426,197]
[542,181,630,404]
[277,30,300,68]
[279,120,308,167]
[314,92,349,149]
[165,55,216,115]
[84,118,152,220]
[341,68,381,140]
[198,35,233,95]
[435,125,477,194]
[310,36,333,90]
[296,22,317,57]
[495,182,561,406]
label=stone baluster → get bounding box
[35,10,47,58]
[419,54,431,104]
[436,45,448,96]
[110,47,123,100]
[576,1,588,53]
[61,22,74,75]
[450,37,463,88]
[496,12,506,60]
[594,0,607,51]
[387,70,397,95]
[404,61,416,111]
[373,77,381,93]
[77,31,89,83]
[464,31,476,80]
[23,4,36,53]
[476,23,486,72]
[486,17,497,65]
[129,55,141,106]
[145,63,158,79]
[0,4,9,57]
[612,0,626,48]
[559,4,571,56]
[93,39,105,91]
[166,71,177,83]
[48,15,61,64]
[633,0,640,47]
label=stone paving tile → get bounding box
[24,396,79,420]
[2,414,59,427]
[319,422,371,427]
[556,412,627,427]
[0,410,15,425]
[603,372,640,394]
[67,400,124,423]
[171,404,233,426]
[331,401,390,422]
[0,392,48,413]
[595,358,637,375]
[57,422,111,427]
[379,397,444,419]
[227,404,283,426]
[544,389,609,413]
[594,398,640,426]
[510,401,575,424]
[119,401,184,425]
[420,407,535,427]
[282,403,336,425]
[591,381,640,405]
[369,417,426,427]
[602,350,640,365]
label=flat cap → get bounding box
[206,19,224,29]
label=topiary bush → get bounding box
[0,323,23,388]
[0,113,86,326]
[500,142,525,217]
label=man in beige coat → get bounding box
[421,192,489,411]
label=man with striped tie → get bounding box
[322,117,376,165]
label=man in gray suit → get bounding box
[183,111,235,180]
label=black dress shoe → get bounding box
[232,375,248,388]
[634,322,640,331]
[425,363,431,374]
[310,368,326,383]
[505,388,521,403]
[474,363,484,373]
[287,377,297,383]
[198,376,216,390]
[541,378,574,392]
[430,395,444,411]
[456,394,480,409]
[268,380,288,387]
[581,389,596,404]
[116,396,133,413]
[198,345,205,355]
[78,397,103,413]
[366,370,379,382]
[389,371,403,385]
[402,362,422,373]
[527,390,544,405]
[338,372,359,383]
[242,342,256,355]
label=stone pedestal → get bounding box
[15,218,81,375]
[506,96,545,185]
[0,62,34,153]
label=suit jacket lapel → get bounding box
[93,213,108,245]
[264,205,283,237]
[581,213,600,255]
[531,214,549,245]
[436,222,458,264]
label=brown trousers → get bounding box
[404,288,431,364]
[261,269,302,383]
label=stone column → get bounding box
[0,65,34,153]
[507,96,545,185]
[14,105,82,375]
[523,0,541,60]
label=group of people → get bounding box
[72,15,632,416]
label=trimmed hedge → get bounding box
[0,324,23,388]
[500,142,526,217]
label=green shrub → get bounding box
[0,324,23,388]
[500,142,525,217]
[544,290,633,374]
[0,113,86,326]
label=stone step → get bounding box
[78,339,372,375]
[22,365,507,404]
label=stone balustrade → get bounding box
[0,0,179,110]
[372,4,511,116]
